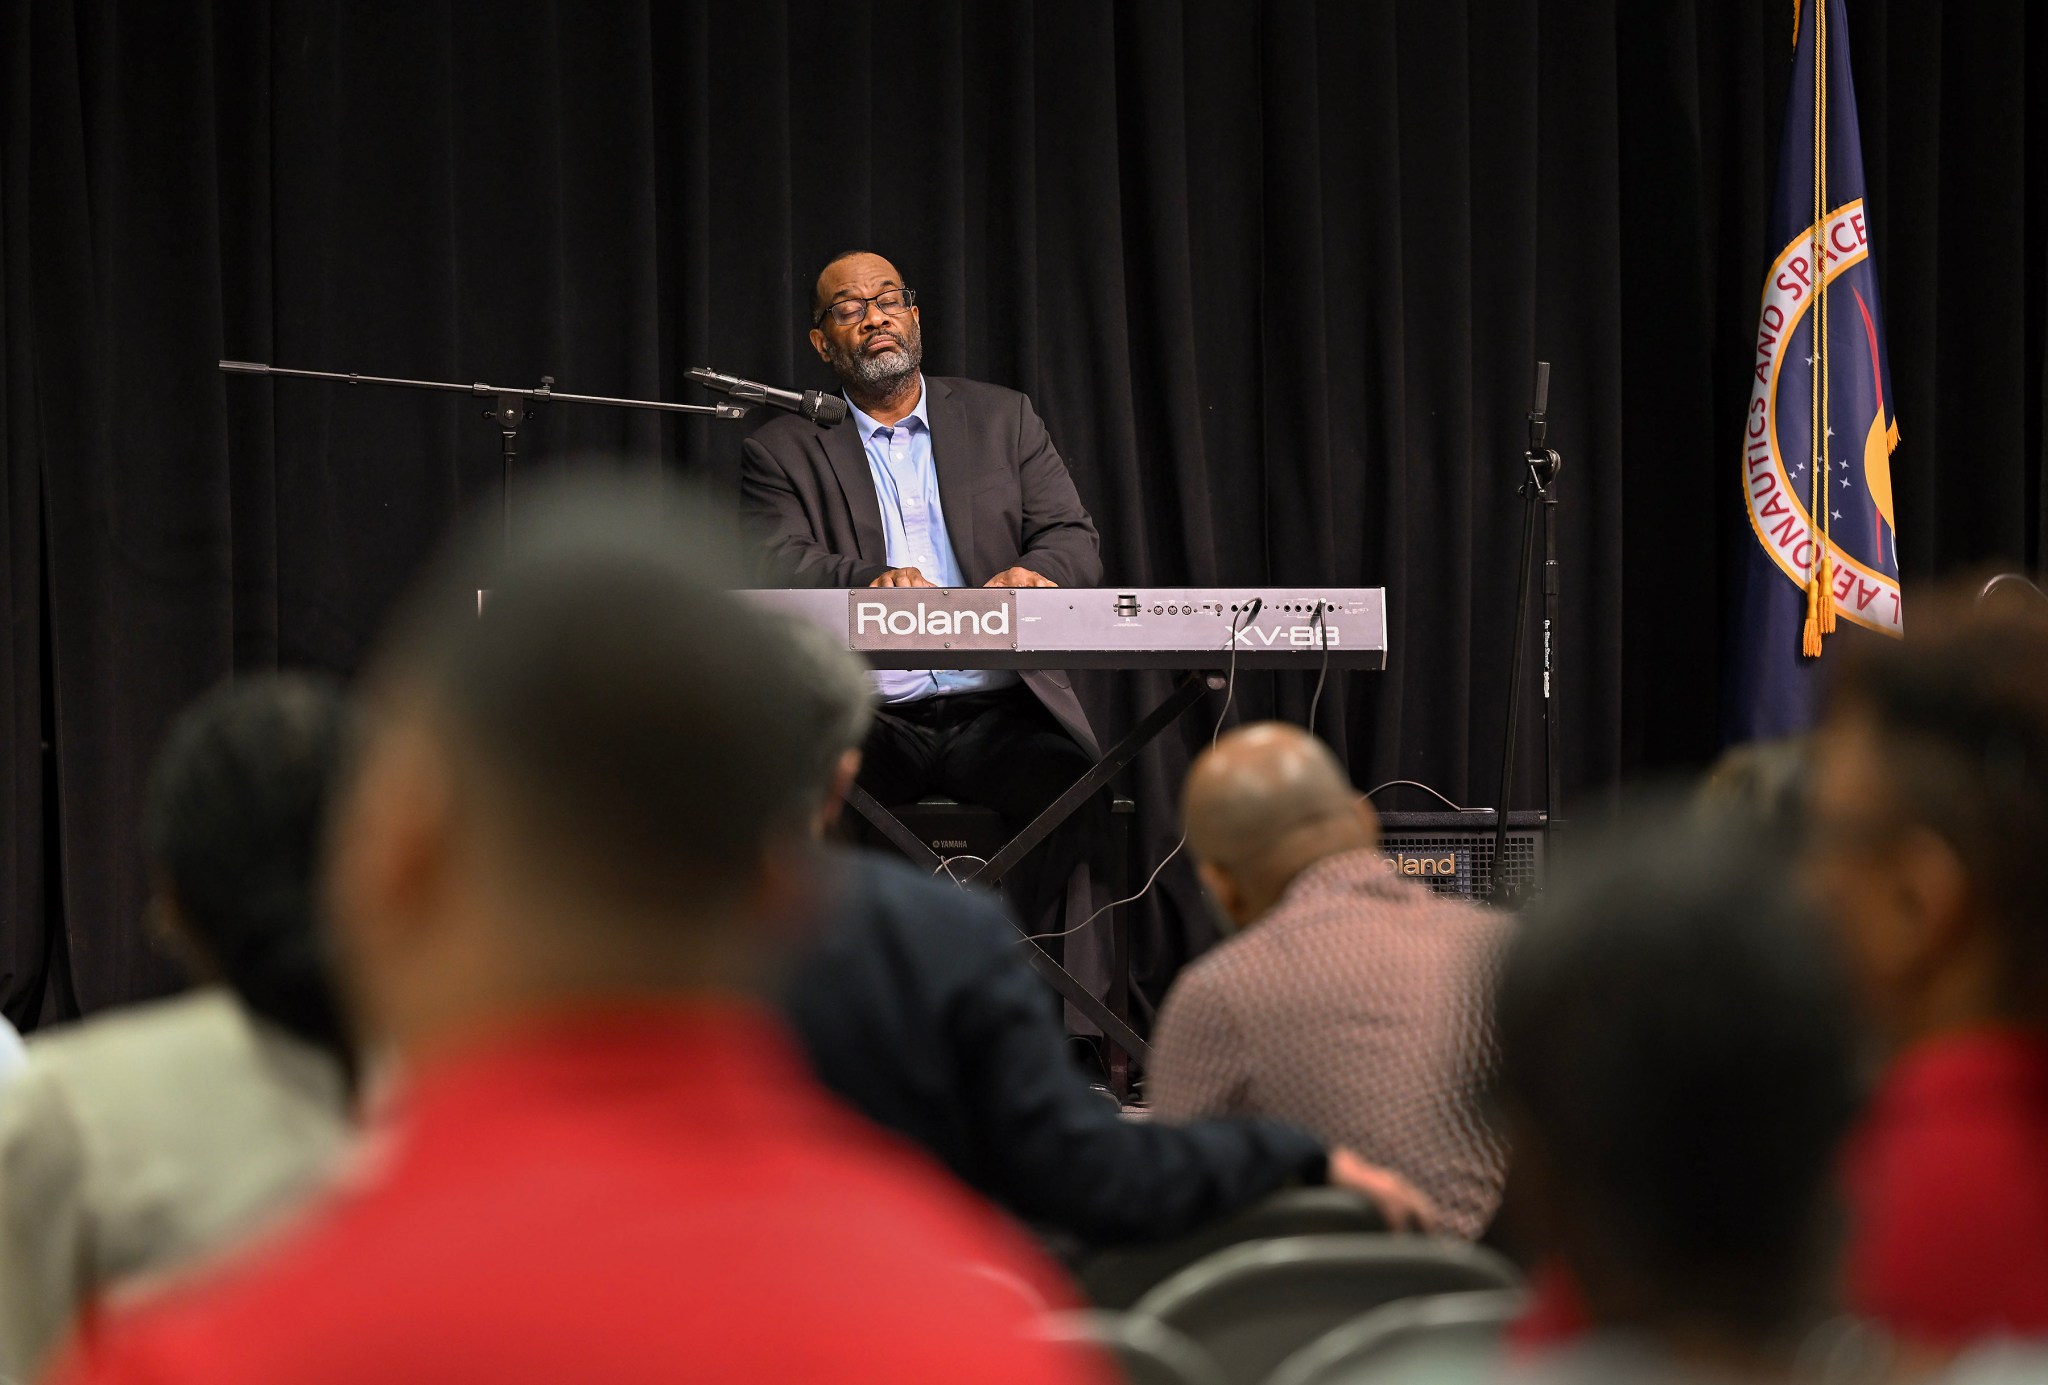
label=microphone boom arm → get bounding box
[217,360,752,419]
[219,357,752,560]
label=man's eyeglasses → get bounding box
[815,288,917,329]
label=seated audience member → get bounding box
[773,617,1438,1245]
[1147,723,1508,1239]
[0,675,355,1381]
[1809,598,2048,1346]
[44,482,1105,1385]
[1496,819,1873,1383]
[1511,735,1820,1350]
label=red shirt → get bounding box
[46,1004,1108,1385]
[1846,1027,2048,1346]
[1508,1259,1587,1351]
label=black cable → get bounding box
[1306,601,1330,737]
[931,854,992,884]
[1018,603,1254,945]
[1363,779,1476,812]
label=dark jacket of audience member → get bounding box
[784,848,1328,1246]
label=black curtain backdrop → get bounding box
[3,1,2044,1022]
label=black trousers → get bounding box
[852,682,1103,956]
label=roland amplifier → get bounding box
[1376,811,1548,903]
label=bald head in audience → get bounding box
[1185,723,1377,928]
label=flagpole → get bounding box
[1802,0,1837,655]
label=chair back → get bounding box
[1131,1234,1520,1385]
[1264,1288,1527,1385]
[1079,1187,1388,1310]
[1977,573,2048,610]
[1039,1310,1230,1385]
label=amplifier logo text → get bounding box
[849,590,1018,651]
[1380,849,1467,886]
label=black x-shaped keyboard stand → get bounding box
[844,670,1226,1072]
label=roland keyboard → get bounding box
[744,587,1388,670]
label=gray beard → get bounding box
[830,330,923,393]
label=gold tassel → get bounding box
[1792,0,1802,47]
[1804,555,1836,654]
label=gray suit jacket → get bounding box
[0,988,350,1380]
[739,375,1102,754]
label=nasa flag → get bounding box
[1729,0,1901,741]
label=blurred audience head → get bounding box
[143,673,354,1061]
[1182,722,1376,929]
[327,477,825,1061]
[1811,593,2048,1049]
[1695,736,1811,846]
[769,610,877,836]
[1495,814,1863,1354]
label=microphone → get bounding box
[686,367,848,424]
[1527,359,1551,449]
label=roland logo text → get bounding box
[854,602,1012,638]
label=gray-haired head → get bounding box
[767,609,877,806]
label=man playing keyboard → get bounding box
[739,251,1102,936]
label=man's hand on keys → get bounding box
[869,568,936,588]
[983,567,1057,588]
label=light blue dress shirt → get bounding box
[847,378,1020,703]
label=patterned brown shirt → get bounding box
[1149,847,1509,1239]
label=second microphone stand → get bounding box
[218,360,752,553]
[1491,365,1563,906]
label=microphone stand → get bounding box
[1490,361,1564,907]
[218,360,751,555]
